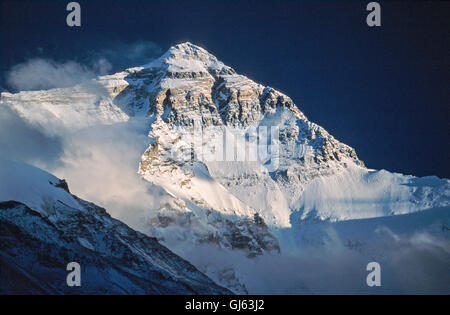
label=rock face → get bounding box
[131,43,368,238]
[2,42,449,293]
[0,159,230,294]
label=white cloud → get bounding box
[4,40,162,92]
[6,59,96,91]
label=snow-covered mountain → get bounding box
[1,42,449,293]
[0,158,230,294]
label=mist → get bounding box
[0,105,63,168]
[49,119,173,226]
[170,226,450,294]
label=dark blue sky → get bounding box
[1,0,449,178]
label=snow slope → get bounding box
[0,158,230,294]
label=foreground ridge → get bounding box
[0,158,231,294]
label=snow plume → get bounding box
[5,40,161,92]
[6,58,100,91]
[1,39,159,215]
[0,96,165,228]
[49,119,172,226]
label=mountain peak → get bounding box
[170,42,207,53]
[163,42,213,60]
[144,42,227,74]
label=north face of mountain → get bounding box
[2,41,449,246]
[1,42,449,293]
